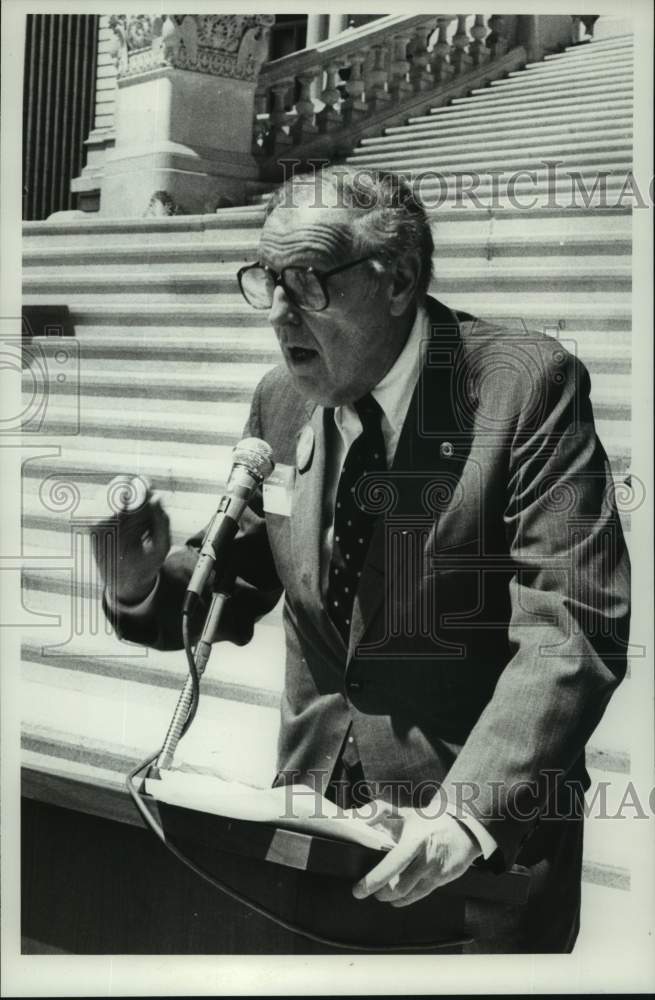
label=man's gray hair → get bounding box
[265,165,435,302]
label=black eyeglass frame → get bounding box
[236,254,377,312]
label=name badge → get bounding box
[263,463,296,517]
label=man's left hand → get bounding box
[352,805,481,907]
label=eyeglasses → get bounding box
[237,255,376,312]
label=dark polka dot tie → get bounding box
[327,393,387,644]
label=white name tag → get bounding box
[263,463,296,517]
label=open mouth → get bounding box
[288,346,319,364]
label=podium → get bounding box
[143,792,531,954]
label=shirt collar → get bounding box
[370,304,429,438]
[333,304,429,449]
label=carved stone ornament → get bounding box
[109,14,275,81]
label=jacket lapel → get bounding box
[348,297,464,661]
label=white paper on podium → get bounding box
[144,769,396,852]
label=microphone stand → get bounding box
[151,569,234,775]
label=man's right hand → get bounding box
[92,476,171,605]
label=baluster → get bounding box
[487,15,508,60]
[469,15,488,67]
[270,79,294,149]
[292,69,319,143]
[409,23,433,92]
[340,50,368,126]
[570,15,583,45]
[451,15,472,76]
[430,16,454,84]
[364,43,391,111]
[389,31,413,102]
[348,50,368,116]
[317,61,343,133]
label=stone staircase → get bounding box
[21,31,640,940]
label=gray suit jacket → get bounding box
[107,296,630,872]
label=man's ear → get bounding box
[388,253,421,316]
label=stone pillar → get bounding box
[99,14,274,217]
[328,14,349,39]
[306,14,329,47]
[517,15,581,62]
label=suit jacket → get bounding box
[107,296,630,873]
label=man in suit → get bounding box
[97,166,630,952]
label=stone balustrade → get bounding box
[253,13,519,161]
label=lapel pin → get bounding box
[440,441,454,458]
[296,424,315,473]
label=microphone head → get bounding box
[232,437,275,482]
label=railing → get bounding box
[253,14,520,161]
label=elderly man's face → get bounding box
[258,204,407,406]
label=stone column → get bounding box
[99,14,274,217]
[328,14,349,39]
[305,14,329,47]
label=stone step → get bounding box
[23,417,256,462]
[486,59,632,92]
[23,262,633,304]
[560,33,633,54]
[28,362,631,414]
[23,239,261,271]
[25,373,632,439]
[379,176,636,213]
[30,358,632,429]
[520,48,633,74]
[403,98,632,134]
[31,331,279,363]
[22,205,633,259]
[22,238,633,276]
[26,360,633,440]
[24,409,630,477]
[21,402,252,452]
[339,170,635,206]
[18,625,634,784]
[21,446,233,498]
[422,91,632,124]
[364,116,634,153]
[20,474,244,539]
[20,298,630,337]
[422,213,632,242]
[21,601,285,696]
[348,141,633,173]
[22,363,270,402]
[26,302,271,329]
[451,79,633,111]
[525,42,633,69]
[357,117,632,149]
[30,329,631,375]
[20,662,282,787]
[22,208,267,249]
[429,297,631,331]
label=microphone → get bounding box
[183,437,275,616]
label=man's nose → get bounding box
[268,284,300,326]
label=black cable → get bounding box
[126,754,472,953]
